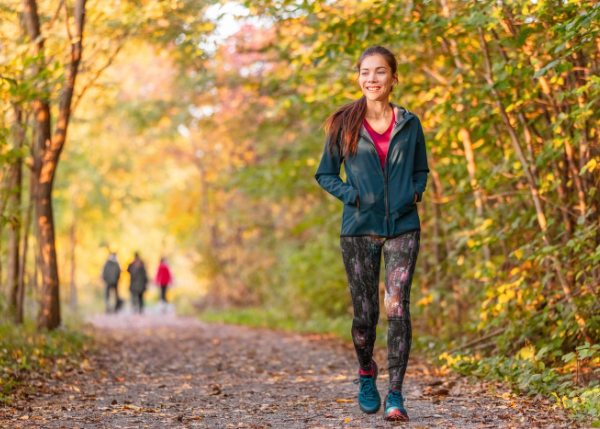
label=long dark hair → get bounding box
[323,46,398,156]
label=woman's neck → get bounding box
[365,98,392,120]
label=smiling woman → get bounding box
[315,45,430,422]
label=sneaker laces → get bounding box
[353,377,377,397]
[387,389,404,408]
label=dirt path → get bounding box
[3,314,571,428]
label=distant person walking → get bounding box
[102,252,122,313]
[127,253,148,314]
[315,46,429,422]
[155,258,172,305]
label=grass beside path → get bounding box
[199,307,352,340]
[0,321,89,403]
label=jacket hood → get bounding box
[391,103,412,123]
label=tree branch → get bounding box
[71,38,127,112]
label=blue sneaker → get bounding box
[353,360,381,414]
[383,388,409,421]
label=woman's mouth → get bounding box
[366,86,381,92]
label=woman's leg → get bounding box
[340,236,384,371]
[160,287,167,303]
[383,230,420,392]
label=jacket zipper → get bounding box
[360,113,414,237]
[360,135,391,235]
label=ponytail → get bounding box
[323,96,367,157]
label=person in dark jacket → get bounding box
[315,46,429,422]
[127,253,148,314]
[102,252,122,313]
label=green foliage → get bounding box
[441,341,600,417]
[0,321,89,402]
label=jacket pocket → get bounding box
[406,182,416,206]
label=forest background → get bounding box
[1,0,600,419]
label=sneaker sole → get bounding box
[382,395,409,421]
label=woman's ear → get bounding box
[393,72,399,86]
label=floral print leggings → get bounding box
[340,229,420,392]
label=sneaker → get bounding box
[383,388,409,421]
[352,360,381,414]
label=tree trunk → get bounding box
[459,127,490,262]
[36,180,61,329]
[8,107,23,321]
[16,173,34,324]
[431,178,442,286]
[22,0,87,330]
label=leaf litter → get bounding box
[0,313,583,428]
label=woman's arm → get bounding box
[315,139,359,205]
[412,120,430,202]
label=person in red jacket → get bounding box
[155,257,173,304]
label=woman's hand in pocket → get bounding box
[414,192,417,204]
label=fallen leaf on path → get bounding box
[336,399,353,403]
[450,385,462,396]
[209,383,222,395]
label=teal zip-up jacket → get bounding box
[315,104,429,237]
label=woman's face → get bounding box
[358,54,397,102]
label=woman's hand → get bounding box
[414,192,418,204]
[356,196,360,208]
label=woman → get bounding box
[155,257,173,305]
[315,46,429,422]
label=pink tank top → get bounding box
[363,110,395,170]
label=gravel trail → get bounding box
[4,313,564,428]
